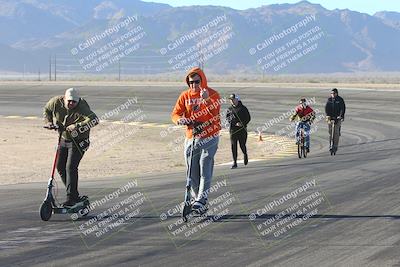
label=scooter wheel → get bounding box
[182,204,192,223]
[40,201,53,221]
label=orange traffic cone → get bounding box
[258,131,263,142]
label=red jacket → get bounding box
[295,105,315,121]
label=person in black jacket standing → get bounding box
[325,88,346,153]
[227,94,251,169]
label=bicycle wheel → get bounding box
[297,129,302,158]
[302,138,307,158]
[297,141,302,158]
[298,129,304,158]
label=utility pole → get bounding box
[49,55,52,81]
[38,68,41,81]
[54,54,57,81]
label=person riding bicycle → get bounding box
[290,98,315,153]
[43,88,99,207]
[325,88,346,153]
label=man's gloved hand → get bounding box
[177,117,193,126]
[66,124,79,137]
[289,114,296,121]
[66,124,77,132]
[325,116,331,122]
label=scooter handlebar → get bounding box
[43,125,59,130]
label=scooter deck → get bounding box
[53,200,89,214]
[182,205,209,221]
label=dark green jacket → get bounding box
[43,96,99,142]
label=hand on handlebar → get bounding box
[325,116,331,122]
[44,123,58,130]
[66,124,76,132]
[177,117,193,126]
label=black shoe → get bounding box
[63,195,88,207]
[231,163,237,169]
[62,199,77,207]
[306,148,310,153]
[76,195,88,203]
[192,201,208,215]
[244,154,248,165]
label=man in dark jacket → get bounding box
[44,88,99,207]
[325,88,346,153]
[226,94,251,169]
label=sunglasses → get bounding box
[189,80,201,85]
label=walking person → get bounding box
[171,67,222,213]
[226,94,251,169]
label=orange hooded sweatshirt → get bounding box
[171,67,221,139]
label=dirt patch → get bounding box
[0,117,291,185]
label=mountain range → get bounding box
[1,0,399,75]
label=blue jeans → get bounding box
[295,122,311,149]
[184,136,219,204]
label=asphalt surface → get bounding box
[1,83,400,266]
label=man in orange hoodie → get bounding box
[171,67,222,213]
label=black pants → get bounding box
[230,130,247,163]
[56,140,85,201]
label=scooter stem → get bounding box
[50,133,62,179]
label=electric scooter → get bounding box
[182,121,209,222]
[39,125,90,221]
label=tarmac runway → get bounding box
[1,83,400,266]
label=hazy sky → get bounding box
[142,0,399,15]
